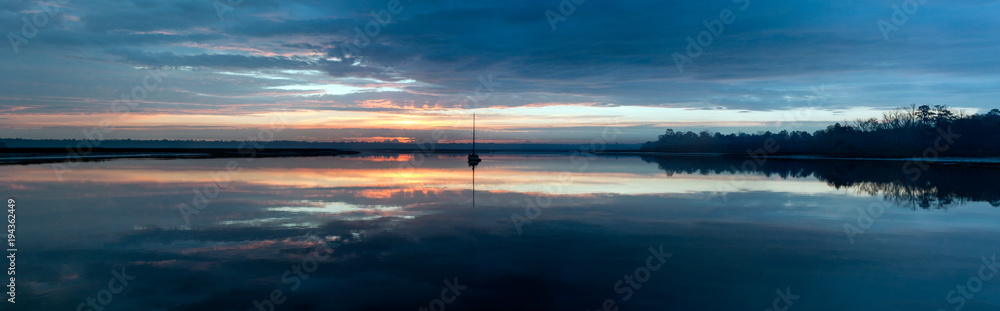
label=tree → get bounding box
[916,105,935,125]
[933,105,955,125]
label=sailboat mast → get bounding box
[472,113,476,153]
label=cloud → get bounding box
[2,0,1000,140]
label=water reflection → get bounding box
[641,155,1000,209]
[4,154,1000,310]
[471,164,477,208]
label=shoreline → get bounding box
[5,147,1000,166]
[0,148,360,165]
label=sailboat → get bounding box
[468,114,482,166]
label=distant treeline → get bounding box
[641,105,1000,157]
[0,139,393,149]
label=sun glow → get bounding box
[1,103,933,142]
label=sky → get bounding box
[1,0,999,143]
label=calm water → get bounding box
[5,154,1000,310]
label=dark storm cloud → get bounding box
[105,48,318,69]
